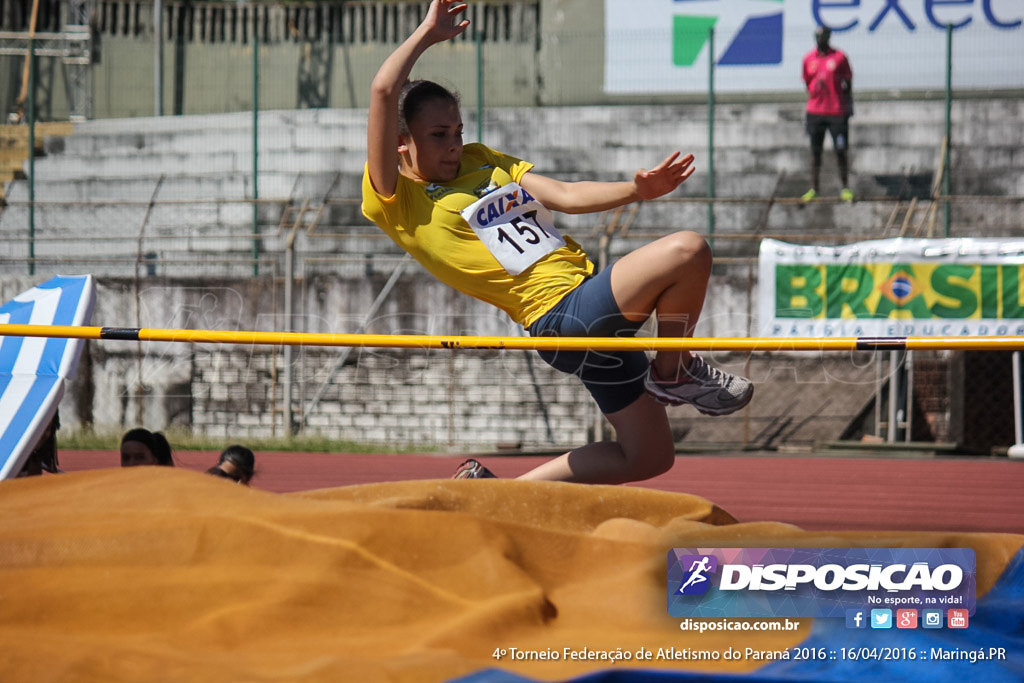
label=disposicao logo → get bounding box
[672,0,784,67]
[667,548,976,619]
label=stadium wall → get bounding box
[3,0,1023,122]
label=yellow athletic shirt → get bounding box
[361,143,594,329]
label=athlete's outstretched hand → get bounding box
[633,152,696,200]
[422,0,470,44]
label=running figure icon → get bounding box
[678,556,713,593]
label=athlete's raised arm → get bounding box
[519,152,695,215]
[366,0,469,197]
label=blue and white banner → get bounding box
[605,1,1024,94]
[668,547,976,618]
[0,275,95,479]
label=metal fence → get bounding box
[1,1,1023,452]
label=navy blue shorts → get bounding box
[527,263,649,414]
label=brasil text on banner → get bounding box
[758,238,1024,338]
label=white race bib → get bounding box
[461,182,565,276]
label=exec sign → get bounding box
[605,0,1024,93]
[813,0,1021,32]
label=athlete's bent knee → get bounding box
[625,445,676,481]
[666,231,711,268]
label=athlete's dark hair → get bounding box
[121,428,174,467]
[398,80,460,137]
[217,444,255,481]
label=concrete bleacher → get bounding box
[0,109,368,277]
[0,98,1022,277]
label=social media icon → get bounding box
[846,609,867,629]
[871,609,892,629]
[896,609,918,629]
[922,609,944,629]
[948,609,969,629]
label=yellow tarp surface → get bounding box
[0,468,1020,682]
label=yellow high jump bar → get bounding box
[2,324,1024,352]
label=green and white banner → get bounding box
[759,238,1024,338]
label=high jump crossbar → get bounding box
[3,324,1024,352]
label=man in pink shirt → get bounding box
[802,26,854,203]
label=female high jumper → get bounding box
[361,0,753,483]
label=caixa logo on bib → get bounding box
[667,548,976,618]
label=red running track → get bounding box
[58,450,1024,534]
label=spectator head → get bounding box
[120,428,174,468]
[208,445,255,485]
[815,26,832,51]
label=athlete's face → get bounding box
[121,441,158,467]
[399,98,464,184]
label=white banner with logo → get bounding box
[758,237,1024,338]
[605,0,1024,93]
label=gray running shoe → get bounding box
[452,458,498,479]
[644,355,754,416]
